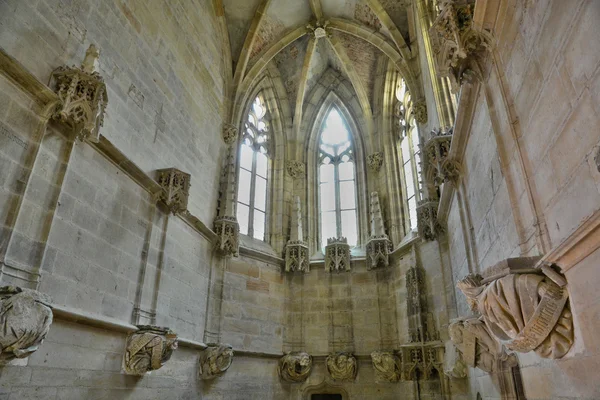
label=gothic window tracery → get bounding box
[237,95,270,241]
[318,107,358,249]
[396,79,423,231]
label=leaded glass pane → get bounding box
[256,152,268,178]
[341,210,358,246]
[321,211,337,248]
[253,210,265,240]
[320,163,334,183]
[240,144,253,171]
[320,181,336,212]
[339,181,356,210]
[238,169,252,204]
[338,161,354,181]
[254,176,267,211]
[237,204,249,235]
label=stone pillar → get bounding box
[214,148,239,257]
[122,326,178,375]
[285,196,309,273]
[366,192,392,270]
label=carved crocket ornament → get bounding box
[199,344,234,379]
[457,264,574,359]
[123,326,178,375]
[278,352,312,382]
[0,286,53,364]
[326,352,357,381]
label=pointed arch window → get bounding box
[396,79,423,231]
[237,95,270,241]
[318,108,358,249]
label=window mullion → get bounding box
[408,130,421,202]
[334,161,342,239]
[248,150,257,238]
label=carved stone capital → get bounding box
[413,101,428,125]
[0,286,53,364]
[285,242,310,273]
[278,352,312,382]
[325,237,351,272]
[417,199,444,240]
[156,168,191,214]
[50,44,107,142]
[286,160,306,179]
[457,259,574,359]
[366,236,392,270]
[367,152,384,172]
[214,216,240,257]
[222,123,238,145]
[326,352,357,381]
[371,351,402,382]
[429,0,493,92]
[199,344,234,380]
[123,326,178,375]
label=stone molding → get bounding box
[366,152,384,172]
[457,258,574,359]
[413,101,428,124]
[0,286,53,364]
[326,352,357,382]
[214,216,240,257]
[156,168,191,214]
[122,325,178,375]
[50,44,107,142]
[199,344,234,380]
[429,0,493,92]
[278,351,312,382]
[286,160,306,179]
[222,123,238,145]
[417,199,444,240]
[325,237,351,272]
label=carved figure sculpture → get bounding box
[199,344,234,379]
[0,286,53,364]
[371,351,402,382]
[123,326,178,375]
[457,267,574,359]
[278,352,312,382]
[449,317,502,373]
[326,352,357,381]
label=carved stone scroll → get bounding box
[199,344,234,380]
[367,152,384,172]
[0,286,53,364]
[457,259,574,359]
[371,351,402,382]
[156,168,191,214]
[50,44,107,142]
[278,352,312,382]
[326,352,357,381]
[123,326,178,375]
[325,238,351,272]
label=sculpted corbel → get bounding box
[326,352,357,381]
[371,351,402,382]
[123,326,178,375]
[278,351,312,382]
[199,344,234,379]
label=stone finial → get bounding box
[0,286,53,364]
[429,0,493,92]
[285,196,309,273]
[199,344,234,380]
[413,101,428,124]
[326,352,357,381]
[222,123,238,145]
[156,168,191,214]
[122,326,178,375]
[214,148,240,257]
[367,152,384,172]
[278,352,312,382]
[371,351,402,382]
[286,160,306,179]
[50,44,108,142]
[325,237,351,272]
[366,192,392,270]
[457,259,574,359]
[417,199,444,240]
[369,192,385,237]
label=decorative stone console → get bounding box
[278,351,313,382]
[0,286,53,364]
[325,238,351,272]
[122,326,178,375]
[285,196,309,273]
[199,344,234,380]
[417,199,444,240]
[156,168,191,214]
[423,127,456,188]
[326,352,357,382]
[366,192,392,270]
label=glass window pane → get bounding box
[240,144,253,171]
[237,203,249,235]
[339,180,356,209]
[320,182,336,211]
[321,211,337,249]
[338,161,354,181]
[238,169,252,204]
[404,165,415,199]
[320,163,334,183]
[341,210,357,246]
[255,152,268,178]
[408,197,417,230]
[254,176,267,211]
[253,210,265,240]
[401,138,410,163]
[411,128,420,150]
[321,108,350,145]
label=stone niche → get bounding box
[0,286,53,364]
[278,351,313,383]
[122,326,178,375]
[199,344,234,380]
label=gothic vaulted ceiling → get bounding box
[222,0,413,127]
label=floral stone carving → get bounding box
[367,152,384,172]
[325,237,351,272]
[424,127,455,187]
[278,351,312,382]
[429,0,493,92]
[371,351,402,382]
[222,123,238,145]
[123,326,178,375]
[214,216,240,257]
[50,44,107,142]
[0,286,53,364]
[199,344,234,380]
[326,352,357,381]
[417,199,444,240]
[457,258,574,359]
[413,101,428,124]
[286,160,306,179]
[157,168,191,214]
